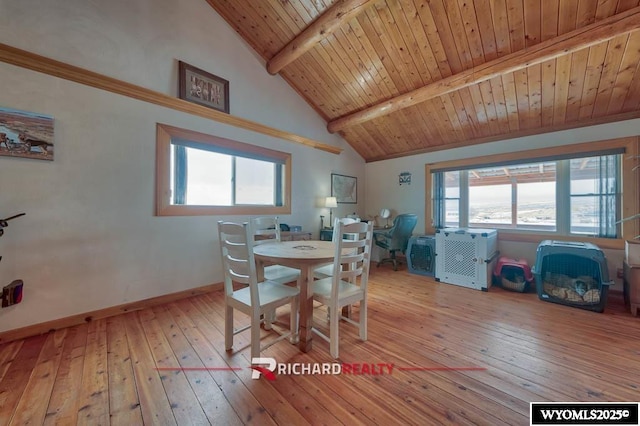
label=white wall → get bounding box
[0,0,365,332]
[365,121,640,290]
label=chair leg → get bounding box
[329,303,340,359]
[263,309,274,330]
[290,296,299,344]
[225,305,234,351]
[359,299,367,341]
[251,312,261,359]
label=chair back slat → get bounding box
[251,216,282,246]
[226,255,251,285]
[339,268,364,280]
[217,221,260,305]
[342,239,367,249]
[339,252,364,263]
[331,221,373,298]
[331,217,360,241]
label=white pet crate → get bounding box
[435,228,499,291]
[407,235,436,277]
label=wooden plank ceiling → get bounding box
[206,0,640,162]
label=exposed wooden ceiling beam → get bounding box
[266,0,378,75]
[327,6,640,133]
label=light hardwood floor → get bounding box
[0,267,639,425]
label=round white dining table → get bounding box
[253,240,336,352]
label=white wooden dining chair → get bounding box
[313,217,360,280]
[251,216,301,285]
[217,221,299,359]
[312,220,373,359]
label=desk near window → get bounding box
[256,231,311,241]
[322,226,385,241]
[320,228,333,241]
[321,219,380,242]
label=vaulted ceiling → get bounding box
[206,0,640,162]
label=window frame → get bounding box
[156,123,292,216]
[425,137,639,250]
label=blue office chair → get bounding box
[374,213,418,271]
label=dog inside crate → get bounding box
[500,265,528,292]
[541,254,601,304]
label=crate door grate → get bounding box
[541,254,602,305]
[544,254,599,279]
[443,240,476,277]
[410,243,434,273]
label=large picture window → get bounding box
[156,124,291,216]
[426,137,639,246]
[435,156,618,236]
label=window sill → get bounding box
[495,229,624,250]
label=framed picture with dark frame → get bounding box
[178,61,230,114]
[331,173,357,204]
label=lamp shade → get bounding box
[325,196,338,208]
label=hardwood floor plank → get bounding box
[10,329,67,425]
[123,311,177,425]
[76,319,109,425]
[0,340,23,384]
[106,315,144,425]
[0,334,48,424]
[44,325,88,425]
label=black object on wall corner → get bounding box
[2,279,23,307]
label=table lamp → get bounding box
[380,208,391,228]
[325,196,338,227]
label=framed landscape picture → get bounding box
[331,173,357,204]
[0,107,54,161]
[178,61,230,113]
